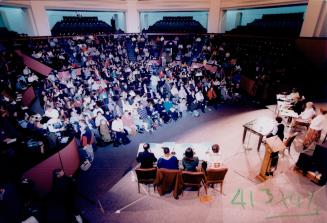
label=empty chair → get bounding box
[181,171,206,196]
[135,167,157,193]
[205,168,228,194]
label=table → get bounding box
[242,117,275,151]
[137,142,212,161]
[275,94,294,115]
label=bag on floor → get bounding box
[80,159,91,171]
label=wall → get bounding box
[47,10,125,32]
[0,6,34,35]
[139,11,208,31]
[225,5,307,31]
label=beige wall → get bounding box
[1,0,326,37]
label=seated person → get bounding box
[205,144,222,170]
[292,102,315,127]
[157,147,179,170]
[303,108,327,148]
[136,143,157,168]
[182,147,199,172]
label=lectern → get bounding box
[256,136,286,181]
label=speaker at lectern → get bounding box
[256,136,286,181]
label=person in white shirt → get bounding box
[195,89,205,113]
[95,112,107,127]
[303,108,327,148]
[111,117,130,146]
[44,106,59,120]
[292,102,316,128]
[205,144,222,170]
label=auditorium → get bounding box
[0,0,326,222]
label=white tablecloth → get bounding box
[137,142,212,161]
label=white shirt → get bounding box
[112,119,124,132]
[195,91,204,102]
[207,152,222,168]
[45,108,59,119]
[299,108,315,120]
[95,114,106,127]
[309,114,325,131]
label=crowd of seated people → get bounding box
[227,13,304,37]
[1,34,243,171]
[144,16,207,33]
[51,16,117,36]
[1,32,309,174]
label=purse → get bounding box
[80,159,91,171]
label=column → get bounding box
[218,10,227,33]
[207,0,221,33]
[300,0,326,37]
[29,3,51,36]
[126,0,140,33]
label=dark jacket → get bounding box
[136,151,157,168]
[182,157,199,172]
[157,156,179,170]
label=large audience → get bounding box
[1,34,244,168]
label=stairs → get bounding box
[125,39,137,62]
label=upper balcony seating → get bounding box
[51,16,116,36]
[144,16,206,33]
[226,13,304,37]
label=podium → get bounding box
[256,136,286,181]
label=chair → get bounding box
[205,168,228,194]
[135,168,157,193]
[181,171,206,196]
[283,132,298,156]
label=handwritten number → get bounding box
[259,188,273,204]
[231,188,246,209]
[249,191,254,208]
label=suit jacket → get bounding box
[136,151,157,168]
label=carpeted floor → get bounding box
[75,103,327,223]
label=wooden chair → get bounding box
[181,171,206,196]
[135,167,157,193]
[205,168,228,194]
[282,132,298,156]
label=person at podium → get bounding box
[266,116,285,141]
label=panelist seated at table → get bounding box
[182,147,199,172]
[157,147,179,170]
[206,144,223,170]
[136,143,157,168]
[292,102,316,126]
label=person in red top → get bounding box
[207,86,218,109]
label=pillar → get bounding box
[29,3,51,36]
[207,0,221,33]
[126,0,140,33]
[300,0,327,37]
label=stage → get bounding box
[76,103,327,223]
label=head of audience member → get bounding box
[184,147,194,159]
[275,116,283,124]
[143,143,150,151]
[212,144,220,154]
[163,147,170,155]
